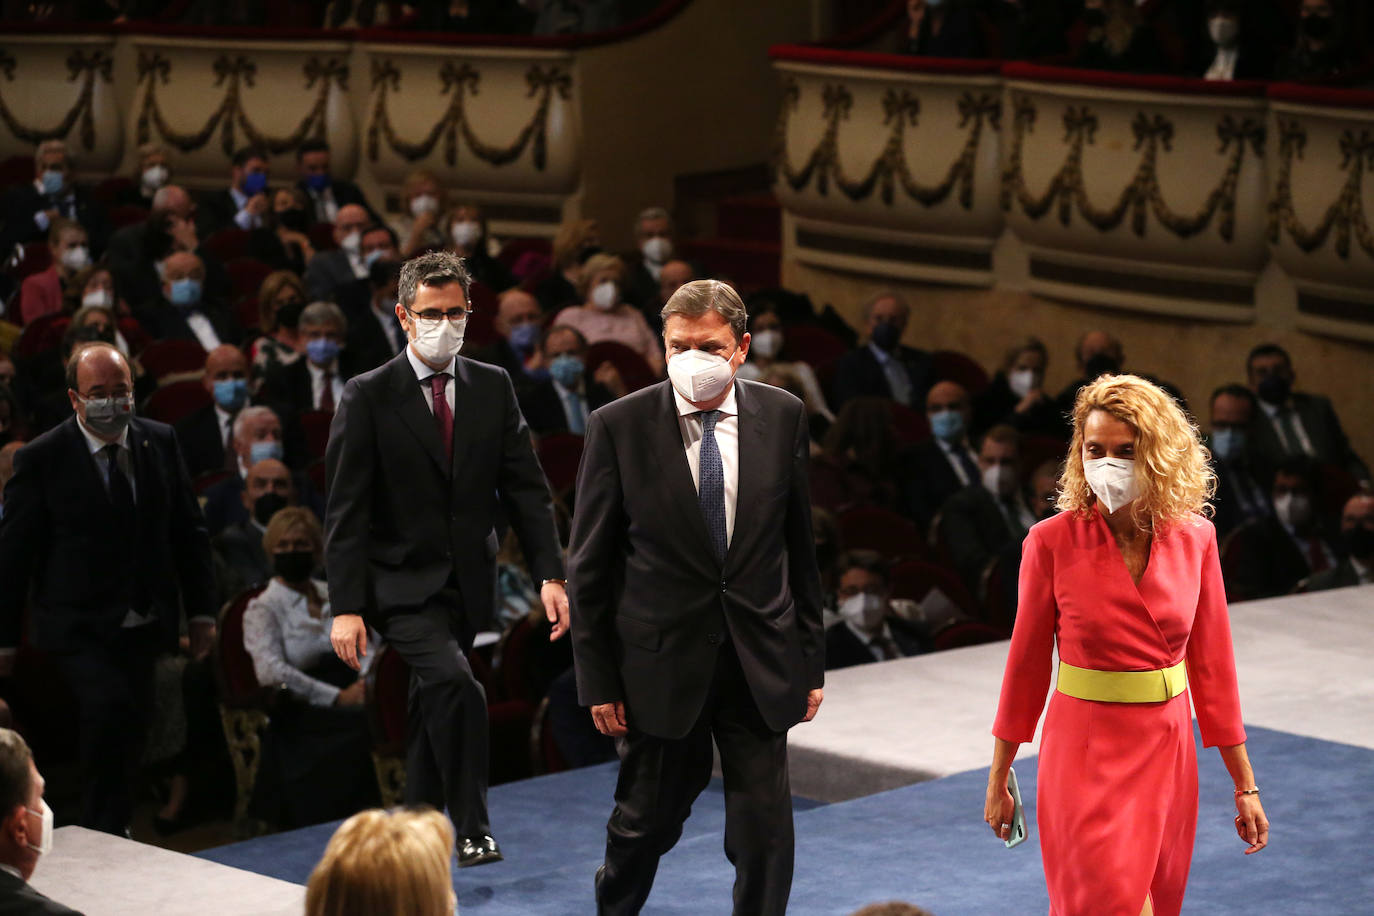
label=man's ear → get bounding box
[2,804,28,847]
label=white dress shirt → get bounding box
[672,383,740,546]
[1351,555,1372,586]
[936,436,979,487]
[308,186,339,224]
[1260,399,1316,457]
[306,360,345,410]
[230,186,263,231]
[183,311,222,352]
[406,345,456,414]
[1204,46,1238,81]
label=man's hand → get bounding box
[541,581,570,641]
[245,193,269,217]
[591,701,627,737]
[169,215,198,252]
[330,614,369,671]
[802,688,824,723]
[189,620,217,661]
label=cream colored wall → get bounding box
[785,259,1374,469]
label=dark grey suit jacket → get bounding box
[1246,391,1370,484]
[0,869,83,915]
[303,249,361,303]
[568,380,825,739]
[324,352,564,634]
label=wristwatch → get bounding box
[542,578,567,587]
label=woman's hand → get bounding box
[1234,793,1269,854]
[984,775,1016,841]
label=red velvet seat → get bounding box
[6,242,51,282]
[1020,434,1069,476]
[236,296,262,333]
[781,325,849,367]
[213,585,271,828]
[931,349,990,396]
[143,380,211,425]
[107,204,150,230]
[464,281,499,349]
[298,410,334,461]
[837,506,929,561]
[497,237,552,269]
[91,176,134,206]
[535,433,584,495]
[201,228,253,263]
[226,258,276,306]
[980,547,1022,631]
[931,619,1007,651]
[530,695,568,776]
[889,401,930,446]
[584,341,658,393]
[308,222,337,253]
[888,558,979,619]
[0,156,31,194]
[139,339,207,381]
[13,312,69,360]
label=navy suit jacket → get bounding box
[830,343,933,410]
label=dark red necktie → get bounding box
[319,371,335,412]
[1307,536,1330,573]
[430,373,453,464]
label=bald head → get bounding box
[334,204,369,245]
[67,343,131,395]
[151,185,194,219]
[1077,331,1123,371]
[163,250,204,281]
[658,259,694,305]
[203,345,249,400]
[495,289,541,336]
[241,458,294,514]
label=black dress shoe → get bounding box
[457,834,503,868]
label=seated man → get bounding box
[622,207,702,331]
[939,425,1038,594]
[303,205,373,303]
[134,251,242,352]
[333,224,400,319]
[1225,455,1341,601]
[902,380,982,531]
[294,139,379,227]
[105,185,203,306]
[198,146,272,236]
[202,405,321,535]
[1,139,108,259]
[115,142,172,208]
[516,325,622,438]
[1054,330,1186,416]
[831,290,932,410]
[176,345,252,478]
[1207,384,1271,539]
[1244,342,1369,485]
[262,302,360,416]
[0,728,82,915]
[342,259,406,373]
[474,287,544,382]
[1301,492,1374,592]
[212,457,295,608]
[825,550,926,670]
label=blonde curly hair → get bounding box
[1056,374,1214,528]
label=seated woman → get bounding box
[243,507,381,828]
[441,201,515,293]
[249,270,308,387]
[66,266,150,358]
[553,253,664,375]
[972,336,1068,441]
[735,302,834,422]
[270,187,316,276]
[391,168,447,258]
[17,218,88,326]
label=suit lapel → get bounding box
[389,355,448,475]
[65,418,112,508]
[449,358,477,478]
[723,381,767,570]
[649,382,717,563]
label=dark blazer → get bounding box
[202,470,323,537]
[174,403,233,478]
[824,617,925,671]
[939,484,1021,592]
[295,178,380,226]
[261,355,363,418]
[471,338,527,383]
[0,869,83,915]
[517,377,616,438]
[212,518,271,608]
[195,189,246,237]
[568,380,825,739]
[901,437,974,531]
[324,352,564,634]
[1245,392,1370,485]
[1,182,109,258]
[0,417,214,652]
[1225,515,1339,602]
[1298,560,1362,594]
[342,300,406,374]
[1209,457,1271,540]
[303,250,364,303]
[134,297,243,350]
[830,343,933,410]
[971,373,1069,441]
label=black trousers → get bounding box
[596,641,794,916]
[379,588,490,838]
[55,624,161,835]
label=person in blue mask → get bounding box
[263,302,356,417]
[1206,384,1269,539]
[516,325,623,438]
[133,251,242,351]
[175,345,254,478]
[474,288,545,382]
[831,290,932,410]
[201,405,324,536]
[294,139,379,228]
[0,139,108,259]
[901,379,981,530]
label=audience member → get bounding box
[1027,457,1061,522]
[831,290,932,410]
[826,550,927,669]
[392,168,447,258]
[536,217,600,313]
[176,345,252,478]
[984,0,1069,61]
[1227,455,1341,600]
[115,142,172,209]
[262,302,356,416]
[1244,342,1369,485]
[0,343,215,835]
[1067,0,1162,72]
[269,186,316,276]
[553,253,664,374]
[972,336,1065,440]
[534,0,621,34]
[899,0,984,58]
[134,250,241,351]
[294,139,378,227]
[305,808,456,916]
[1,140,107,259]
[821,397,904,509]
[657,258,695,314]
[244,507,379,828]
[333,224,400,316]
[303,204,372,302]
[1196,0,1273,80]
[903,380,981,530]
[199,146,273,236]
[1207,384,1270,539]
[249,270,308,383]
[939,424,1037,592]
[517,325,619,437]
[478,287,545,381]
[1301,492,1374,591]
[15,219,88,326]
[623,206,680,322]
[736,302,834,421]
[1051,330,1184,415]
[104,184,202,306]
[1281,0,1358,84]
[442,201,515,294]
[201,405,321,534]
[343,259,407,371]
[213,458,295,608]
[64,269,139,359]
[0,729,82,915]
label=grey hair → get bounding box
[232,405,281,445]
[635,206,672,235]
[0,729,33,817]
[861,289,910,320]
[660,279,748,342]
[398,250,472,312]
[299,300,348,334]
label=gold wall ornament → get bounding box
[773,76,999,209]
[1001,94,1264,241]
[1268,119,1374,260]
[0,48,112,150]
[135,50,349,155]
[366,58,572,169]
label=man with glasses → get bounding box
[0,342,215,836]
[326,251,567,868]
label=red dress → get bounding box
[993,510,1245,916]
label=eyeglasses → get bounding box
[406,306,473,323]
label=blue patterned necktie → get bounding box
[698,410,727,561]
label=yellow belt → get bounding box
[1055,660,1188,704]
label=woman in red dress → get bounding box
[984,374,1269,916]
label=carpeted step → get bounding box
[715,193,781,243]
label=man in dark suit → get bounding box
[212,458,293,607]
[825,550,925,670]
[830,290,932,410]
[569,279,825,916]
[197,146,272,238]
[134,251,241,351]
[0,729,82,915]
[1300,491,1374,592]
[1206,384,1271,539]
[326,251,567,867]
[294,139,380,227]
[1,140,108,260]
[175,344,251,478]
[105,185,204,306]
[303,205,373,303]
[473,288,543,383]
[201,405,319,535]
[939,425,1037,594]
[517,325,619,437]
[342,259,408,373]
[902,380,982,531]
[1244,342,1370,486]
[0,343,215,834]
[1054,330,1187,416]
[261,302,360,416]
[1225,455,1342,601]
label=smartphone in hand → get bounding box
[1005,767,1028,849]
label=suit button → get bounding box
[720,582,727,593]
[707,633,721,646]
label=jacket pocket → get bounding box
[616,615,661,652]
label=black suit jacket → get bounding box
[518,377,615,437]
[212,518,271,607]
[303,250,364,303]
[1245,392,1370,485]
[1,183,108,258]
[202,470,322,536]
[343,300,406,375]
[568,380,825,739]
[1209,457,1270,540]
[261,355,363,419]
[824,617,924,671]
[324,352,564,634]
[174,404,233,478]
[0,417,214,652]
[134,297,243,350]
[901,437,974,531]
[295,178,380,226]
[0,869,83,916]
[972,373,1069,441]
[1226,515,1339,601]
[939,484,1020,592]
[1298,560,1362,593]
[830,343,933,410]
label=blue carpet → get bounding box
[200,726,1372,914]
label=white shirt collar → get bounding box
[77,416,130,455]
[1351,554,1371,582]
[0,863,21,880]
[306,359,338,382]
[230,186,248,209]
[935,436,970,456]
[672,382,738,419]
[1259,399,1288,418]
[405,345,456,382]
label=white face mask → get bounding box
[339,231,362,254]
[1273,492,1312,530]
[1209,16,1238,47]
[410,194,440,218]
[82,288,114,309]
[839,592,886,632]
[982,463,1017,498]
[1083,456,1141,514]
[141,164,169,190]
[27,799,53,857]
[1008,368,1037,399]
[450,220,482,249]
[668,348,737,404]
[749,329,782,360]
[590,281,619,311]
[59,245,90,272]
[641,237,672,264]
[409,314,467,365]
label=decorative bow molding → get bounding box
[0,48,112,149]
[1269,120,1374,261]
